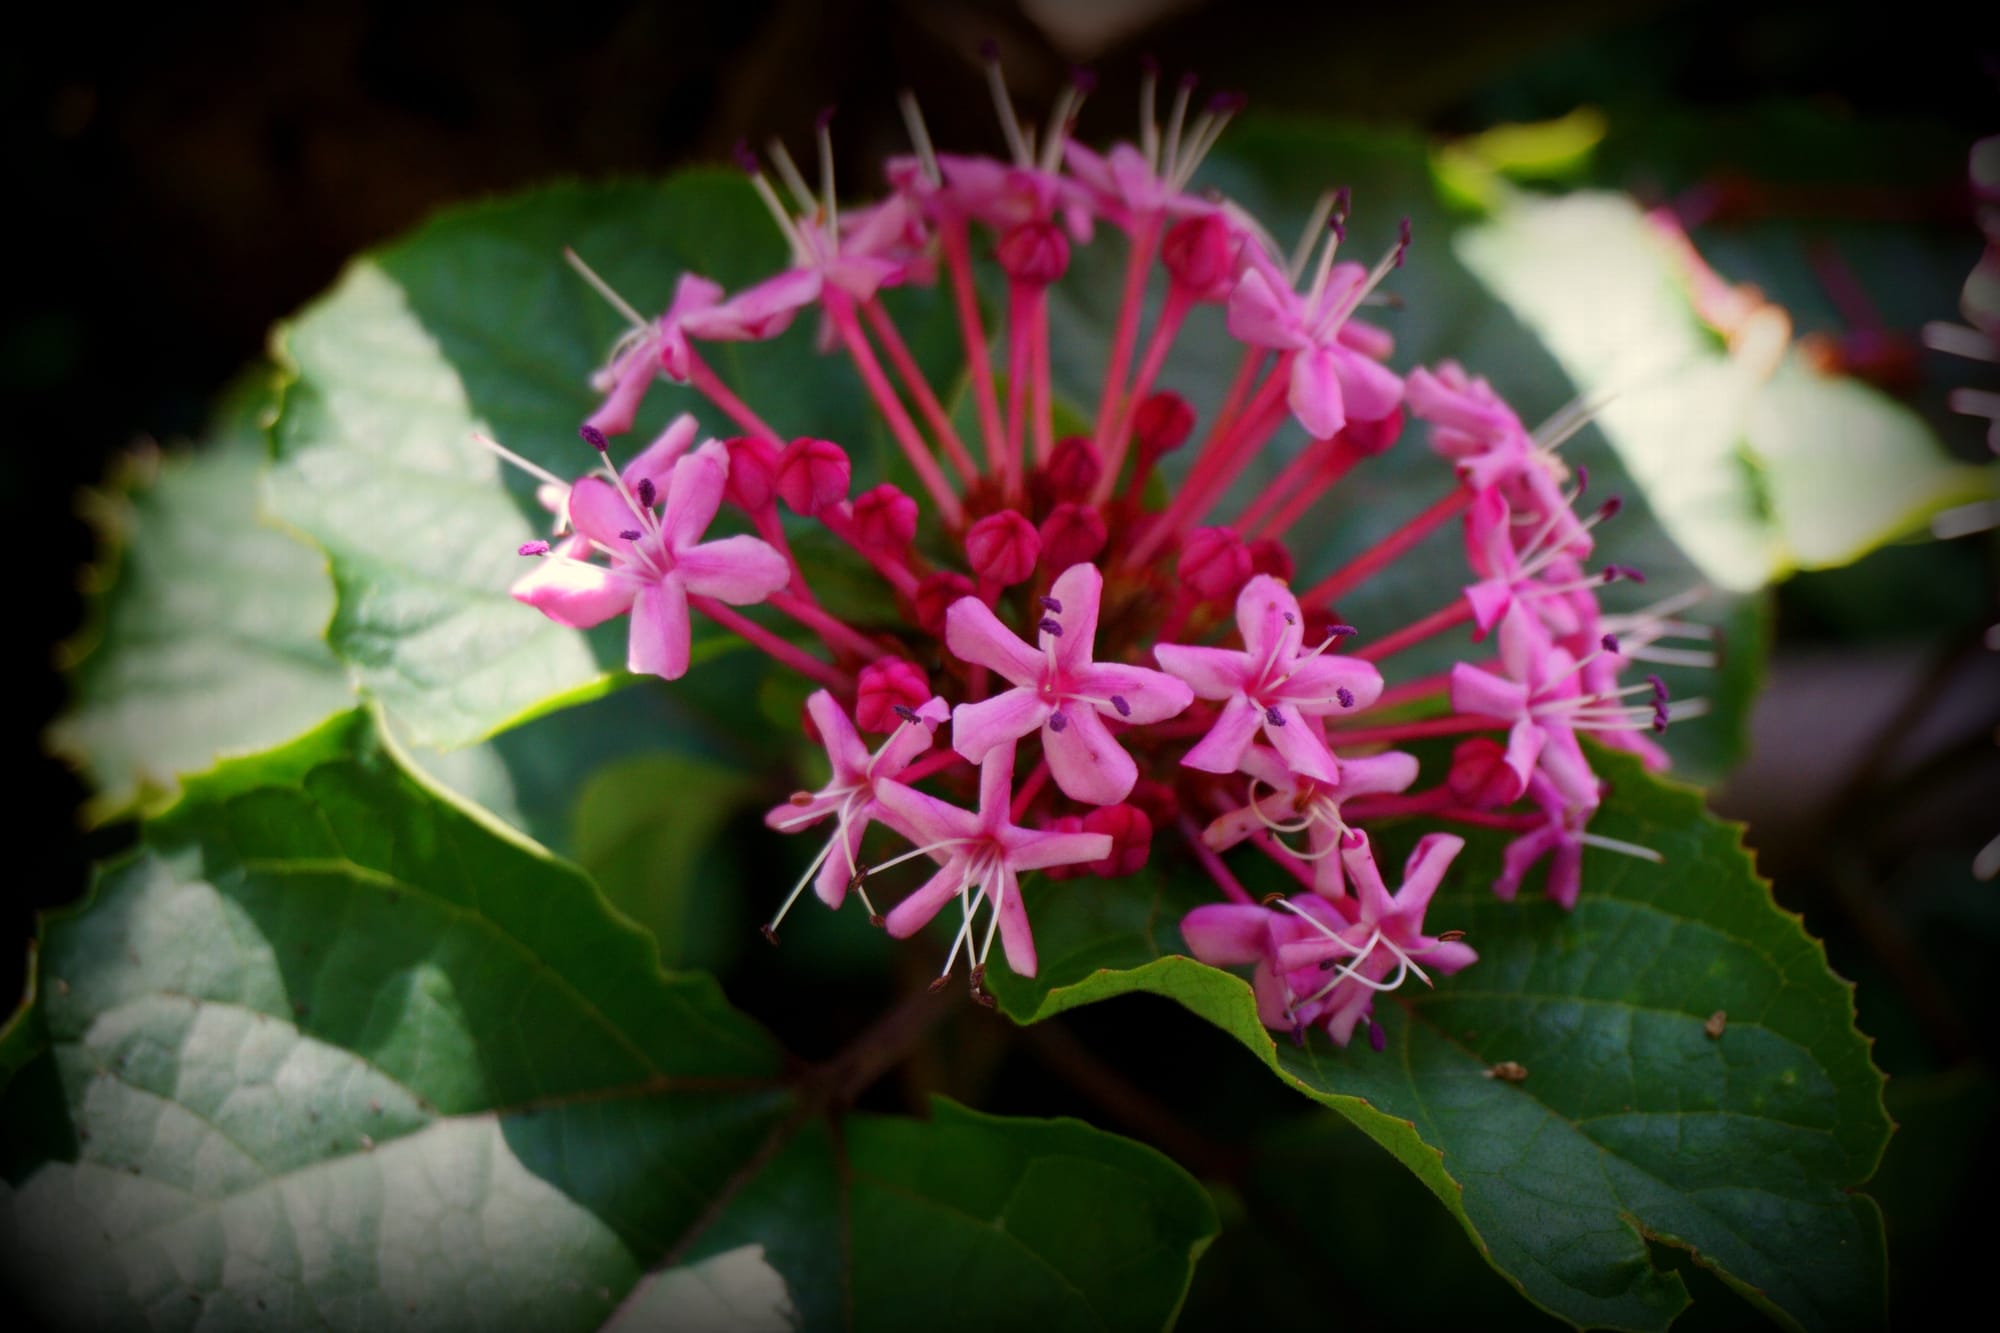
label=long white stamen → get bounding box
[565,249,651,331]
[1923,320,2000,363]
[767,835,840,936]
[1139,65,1160,171]
[1531,387,1618,453]
[817,116,839,237]
[941,873,982,977]
[746,170,811,261]
[765,138,816,213]
[1170,105,1236,193]
[1318,229,1408,339]
[1288,190,1338,284]
[984,57,1032,165]
[1040,84,1080,176]
[1578,831,1665,863]
[1625,645,1720,669]
[865,836,977,877]
[1162,77,1193,182]
[469,432,570,491]
[898,90,943,186]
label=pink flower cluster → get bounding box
[500,59,1710,1040]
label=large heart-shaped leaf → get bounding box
[47,373,356,822]
[0,711,1215,1330]
[987,752,1889,1333]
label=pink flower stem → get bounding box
[768,589,882,662]
[1154,590,1198,646]
[1181,816,1255,905]
[825,293,965,527]
[942,217,1009,486]
[1205,346,1268,448]
[692,598,849,690]
[1090,217,1162,449]
[1352,600,1474,663]
[818,506,920,598]
[1324,715,1495,746]
[1242,438,1362,541]
[1030,286,1055,467]
[1366,670,1453,712]
[1127,380,1290,565]
[1233,433,1336,534]
[1009,758,1051,821]
[861,296,979,483]
[1093,284,1196,504]
[686,349,781,443]
[751,511,822,610]
[896,748,967,785]
[1298,489,1472,609]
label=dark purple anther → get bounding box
[733,139,759,175]
[1336,686,1356,709]
[893,704,920,724]
[1266,706,1286,726]
[579,425,609,452]
[1179,70,1200,90]
[619,529,642,541]
[1048,710,1069,733]
[635,477,656,509]
[979,37,1000,61]
[1652,708,1669,734]
[1111,695,1131,718]
[1394,217,1412,267]
[1647,673,1668,701]
[1598,495,1624,520]
[1070,66,1097,94]
[1574,464,1589,495]
[1600,633,1620,654]
[1208,90,1247,114]
[1332,186,1351,222]
[518,540,550,557]
[1039,595,1062,613]
[1368,1020,1386,1053]
[815,104,837,131]
[1039,617,1063,636]
[1624,564,1647,584]
[1283,611,1297,624]
[1329,624,1358,638]
[1290,1023,1307,1048]
[1137,51,1160,76]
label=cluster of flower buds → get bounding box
[496,55,1709,1042]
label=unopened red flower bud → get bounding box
[1180,526,1252,602]
[1039,435,1102,502]
[914,571,975,635]
[776,437,850,516]
[721,436,780,513]
[1339,406,1404,457]
[855,657,932,733]
[1448,737,1523,808]
[1246,537,1294,582]
[852,483,918,551]
[965,510,1041,586]
[1039,502,1108,570]
[1161,213,1236,295]
[1126,778,1179,833]
[1083,803,1153,877]
[996,220,1070,284]
[1133,391,1195,461]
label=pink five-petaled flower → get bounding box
[874,741,1113,980]
[1227,244,1403,440]
[1201,744,1420,898]
[763,690,950,929]
[945,562,1194,805]
[1155,574,1383,784]
[511,443,790,680]
[1447,604,1608,811]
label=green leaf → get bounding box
[0,710,1215,1329]
[988,750,1890,1333]
[265,175,943,751]
[47,373,356,822]
[1454,190,1996,590]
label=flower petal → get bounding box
[1043,706,1138,805]
[1330,345,1404,422]
[945,596,1045,684]
[994,867,1038,977]
[814,817,868,907]
[950,688,1053,764]
[1289,344,1347,439]
[1263,703,1338,784]
[1234,575,1304,664]
[1449,662,1528,720]
[1046,562,1104,672]
[805,689,872,779]
[883,860,969,939]
[628,576,693,679]
[1181,694,1265,774]
[567,476,645,552]
[873,778,980,852]
[661,448,728,552]
[510,557,637,628]
[1153,642,1250,700]
[620,414,700,494]
[1225,265,1307,350]
[1278,655,1384,712]
[1072,663,1193,725]
[677,534,790,604]
[1394,833,1465,917]
[1002,827,1114,873]
[1181,903,1273,966]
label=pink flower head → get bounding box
[1156,574,1382,784]
[764,691,950,917]
[1202,745,1420,897]
[947,563,1195,805]
[874,741,1113,980]
[1446,604,1603,811]
[1226,243,1404,439]
[585,274,726,437]
[1062,140,1218,235]
[935,152,1095,242]
[1406,361,1592,559]
[511,441,791,680]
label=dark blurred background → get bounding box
[6,0,1997,1325]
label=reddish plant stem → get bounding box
[1031,287,1054,466]
[1091,217,1162,456]
[1010,759,1052,821]
[751,511,821,610]
[1252,440,1364,543]
[861,296,978,483]
[826,293,964,526]
[686,349,781,443]
[1094,285,1196,504]
[693,598,849,690]
[1325,714,1494,746]
[818,506,920,598]
[1182,816,1255,905]
[896,748,966,785]
[1354,599,1474,663]
[941,217,1009,487]
[768,589,881,662]
[1299,488,1471,609]
[1205,345,1268,448]
[1234,432,1338,535]
[1365,671,1453,713]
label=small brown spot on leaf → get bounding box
[1484,1061,1528,1082]
[1705,1010,1727,1039]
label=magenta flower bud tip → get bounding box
[579,424,610,451]
[1601,633,1620,654]
[518,540,551,557]
[1599,495,1624,520]
[1039,502,1108,571]
[618,528,642,541]
[1133,390,1195,459]
[1180,526,1252,603]
[1247,537,1295,583]
[853,483,919,551]
[1069,66,1097,94]
[914,571,976,635]
[1647,673,1669,701]
[965,510,1041,585]
[997,221,1071,284]
[1039,617,1064,636]
[1041,435,1102,500]
[722,435,781,513]
[1083,803,1153,877]
[1329,624,1358,638]
[776,437,852,517]
[1161,214,1235,293]
[1333,186,1352,221]
[856,657,933,733]
[732,139,759,175]
[978,37,1000,61]
[1049,710,1070,733]
[814,104,837,131]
